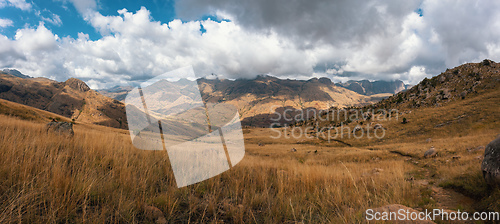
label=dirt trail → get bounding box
[431,186,475,211]
[414,179,475,211]
[393,151,477,212]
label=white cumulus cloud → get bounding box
[0,18,13,28]
[41,13,63,26]
[68,0,97,18]
[0,0,31,11]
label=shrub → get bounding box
[481,59,491,66]
[396,95,403,104]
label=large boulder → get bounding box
[482,136,500,187]
[424,147,437,158]
[45,121,74,137]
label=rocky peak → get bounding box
[64,78,90,92]
[376,59,499,109]
[318,77,332,85]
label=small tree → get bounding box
[402,118,407,124]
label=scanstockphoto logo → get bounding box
[125,66,245,188]
[269,106,399,141]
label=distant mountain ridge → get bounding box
[0,70,399,129]
[112,75,391,127]
[1,69,31,79]
[97,86,134,101]
[335,79,412,95]
[99,76,409,101]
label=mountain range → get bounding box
[335,79,412,95]
[0,69,413,129]
[99,76,410,101]
[100,75,413,126]
[114,75,395,127]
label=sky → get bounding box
[0,0,500,89]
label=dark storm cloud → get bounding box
[175,0,422,48]
[175,0,500,84]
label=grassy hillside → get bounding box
[0,98,71,123]
[0,73,127,129]
[292,60,500,147]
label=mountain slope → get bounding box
[295,59,500,146]
[375,59,499,110]
[0,98,71,123]
[0,72,127,129]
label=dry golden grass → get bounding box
[0,115,174,223]
[0,98,71,123]
[0,114,428,223]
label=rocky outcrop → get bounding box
[481,136,500,187]
[45,121,74,137]
[375,59,499,109]
[64,78,90,92]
